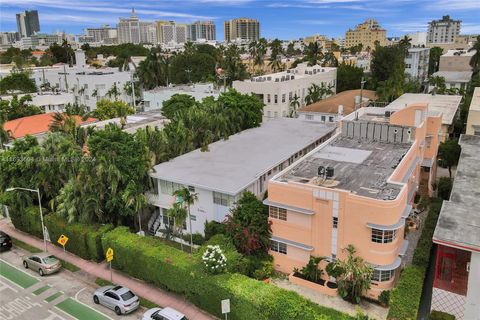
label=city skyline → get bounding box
[1,0,480,40]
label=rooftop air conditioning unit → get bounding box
[291,76,295,80]
[326,167,334,178]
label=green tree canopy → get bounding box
[225,191,272,256]
[0,95,43,120]
[93,99,134,120]
[428,47,444,75]
[336,63,364,93]
[438,139,461,177]
[162,94,197,119]
[0,73,37,94]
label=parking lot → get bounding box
[0,248,144,320]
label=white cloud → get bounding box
[429,0,480,10]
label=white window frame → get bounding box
[371,229,397,243]
[372,269,395,282]
[271,240,287,254]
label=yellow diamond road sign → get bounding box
[57,234,68,246]
[106,248,114,262]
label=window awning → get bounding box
[402,205,412,219]
[367,217,405,231]
[271,236,313,251]
[372,257,402,271]
[398,240,409,257]
[263,199,315,215]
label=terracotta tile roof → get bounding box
[299,89,377,115]
[4,113,98,139]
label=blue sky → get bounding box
[1,0,479,40]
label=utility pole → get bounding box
[131,73,136,112]
[359,76,366,110]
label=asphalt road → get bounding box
[0,247,144,320]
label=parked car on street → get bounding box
[93,285,139,315]
[22,253,61,276]
[143,307,187,320]
[0,231,12,251]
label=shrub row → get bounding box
[102,227,353,320]
[387,198,443,320]
[45,215,113,262]
[9,206,44,239]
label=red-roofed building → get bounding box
[4,113,98,139]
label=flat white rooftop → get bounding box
[442,49,476,57]
[386,93,462,125]
[432,71,473,83]
[150,118,336,195]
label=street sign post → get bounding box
[57,235,69,255]
[221,299,230,320]
[106,248,114,282]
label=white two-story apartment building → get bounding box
[29,50,133,111]
[233,63,337,120]
[146,118,336,235]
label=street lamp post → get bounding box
[6,187,47,252]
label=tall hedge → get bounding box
[9,205,44,239]
[102,227,353,320]
[388,198,443,320]
[44,215,113,261]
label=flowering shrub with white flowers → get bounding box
[202,245,227,274]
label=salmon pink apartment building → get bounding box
[265,103,442,298]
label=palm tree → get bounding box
[172,187,198,254]
[428,75,447,94]
[323,52,338,67]
[92,89,98,101]
[183,42,197,56]
[305,83,322,105]
[166,202,188,251]
[305,42,323,66]
[289,94,300,117]
[334,245,373,304]
[399,35,412,49]
[106,83,120,101]
[122,182,148,234]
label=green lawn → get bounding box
[45,291,63,302]
[12,238,42,253]
[0,259,39,288]
[56,298,110,320]
[33,284,51,295]
[60,260,80,272]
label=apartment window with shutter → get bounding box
[213,192,234,207]
[271,240,287,254]
[269,206,287,221]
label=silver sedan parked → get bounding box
[23,253,62,276]
[93,285,140,315]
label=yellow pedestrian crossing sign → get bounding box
[106,248,114,262]
[57,234,69,247]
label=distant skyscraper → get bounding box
[188,21,216,41]
[427,15,461,45]
[116,9,156,44]
[16,10,40,37]
[345,19,386,49]
[156,21,188,44]
[85,25,118,44]
[224,18,260,42]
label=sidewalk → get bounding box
[0,219,216,320]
